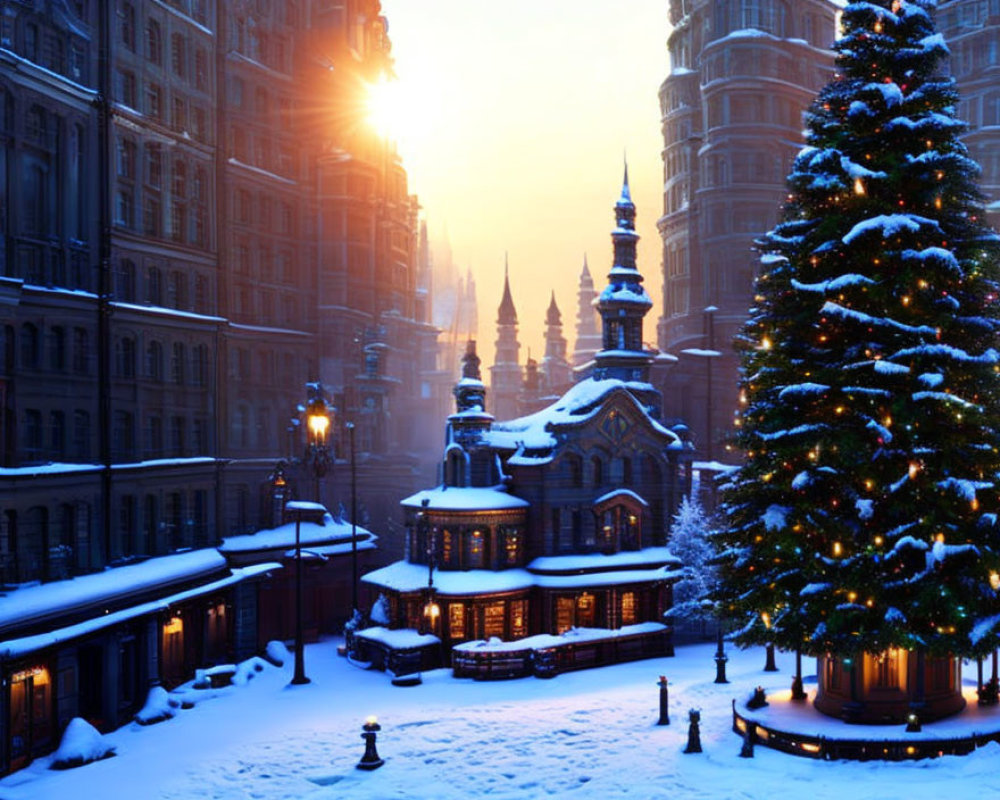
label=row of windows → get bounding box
[114,68,211,142]
[959,92,1000,129]
[114,186,209,246]
[115,259,212,312]
[113,336,210,386]
[711,2,830,46]
[230,283,302,327]
[120,3,209,84]
[551,505,646,555]
[948,34,1000,78]
[20,409,92,462]
[3,323,90,375]
[1,504,95,585]
[698,151,792,190]
[116,488,212,562]
[410,524,524,571]
[230,12,295,72]
[229,406,276,452]
[233,189,296,234]
[228,346,302,387]
[9,111,89,243]
[112,410,212,461]
[116,139,209,199]
[939,0,1000,32]
[12,11,88,84]
[230,126,298,178]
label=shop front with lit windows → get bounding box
[0,552,267,774]
[359,484,681,678]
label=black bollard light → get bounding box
[683,709,703,754]
[739,722,755,758]
[357,716,385,770]
[905,711,921,733]
[657,675,670,726]
[791,650,807,701]
[714,627,729,684]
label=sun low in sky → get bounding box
[379,0,669,367]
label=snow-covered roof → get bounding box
[527,547,680,573]
[486,377,680,451]
[362,551,682,595]
[592,488,650,508]
[284,501,327,514]
[220,513,376,554]
[453,622,668,653]
[363,561,534,594]
[400,486,529,512]
[0,549,230,635]
[355,626,440,649]
[0,563,277,660]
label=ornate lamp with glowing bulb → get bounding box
[356,715,385,770]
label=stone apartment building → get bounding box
[0,0,441,773]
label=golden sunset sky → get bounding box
[378,0,669,366]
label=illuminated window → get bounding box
[466,529,484,568]
[556,597,574,634]
[576,592,595,628]
[440,529,453,567]
[484,602,505,639]
[504,528,521,566]
[621,591,637,626]
[448,603,465,640]
[874,649,900,688]
[510,599,527,638]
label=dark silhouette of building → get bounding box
[0,0,434,773]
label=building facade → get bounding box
[0,0,433,773]
[656,0,1000,464]
[359,177,694,678]
[656,0,841,459]
[937,0,1000,230]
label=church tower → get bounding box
[593,166,654,382]
[572,255,601,368]
[446,340,498,487]
[541,291,573,395]
[489,258,523,420]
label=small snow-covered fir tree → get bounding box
[668,496,717,622]
[715,0,1000,666]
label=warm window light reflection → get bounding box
[163,615,183,635]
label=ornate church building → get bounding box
[358,174,694,678]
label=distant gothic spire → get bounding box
[491,255,522,420]
[497,255,517,325]
[546,290,561,327]
[542,291,572,394]
[572,254,601,368]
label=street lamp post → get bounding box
[304,383,332,505]
[285,500,315,686]
[417,498,438,635]
[347,421,358,616]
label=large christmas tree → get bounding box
[716,0,1000,718]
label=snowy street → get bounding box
[2,641,999,799]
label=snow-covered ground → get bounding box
[3,641,1000,800]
